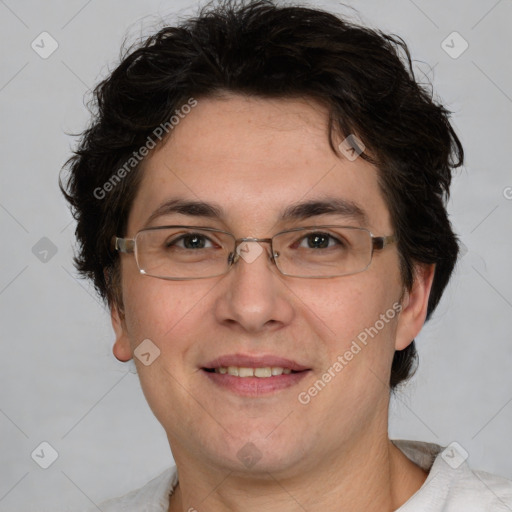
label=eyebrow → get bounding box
[145,199,223,226]
[144,197,369,227]
[281,197,368,225]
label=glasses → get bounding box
[113,225,395,280]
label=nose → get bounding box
[213,240,294,333]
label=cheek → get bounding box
[120,278,214,422]
[289,266,403,401]
[291,272,400,345]
[291,280,401,441]
[121,275,211,356]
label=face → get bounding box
[112,94,433,478]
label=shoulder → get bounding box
[394,440,512,511]
[445,467,512,510]
[83,466,178,512]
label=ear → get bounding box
[104,267,132,362]
[395,263,435,351]
[111,305,133,362]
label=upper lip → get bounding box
[203,354,310,371]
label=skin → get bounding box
[112,94,434,512]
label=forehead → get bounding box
[127,94,391,234]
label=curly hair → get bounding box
[60,0,464,389]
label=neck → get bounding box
[168,436,427,512]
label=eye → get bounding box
[298,232,341,249]
[166,233,215,249]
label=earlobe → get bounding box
[394,263,435,351]
[111,305,133,362]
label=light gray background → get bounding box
[1,0,511,510]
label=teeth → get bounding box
[214,366,294,378]
[254,367,271,377]
[239,367,255,377]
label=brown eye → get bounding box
[181,234,207,249]
[166,233,213,249]
[297,232,341,249]
[305,233,330,249]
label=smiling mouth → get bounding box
[202,366,303,378]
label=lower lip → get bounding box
[202,369,310,396]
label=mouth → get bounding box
[201,354,311,396]
[203,365,301,376]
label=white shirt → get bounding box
[91,440,512,511]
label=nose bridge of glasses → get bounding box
[230,237,276,265]
[234,237,273,244]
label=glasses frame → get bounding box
[113,225,395,280]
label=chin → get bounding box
[203,426,308,476]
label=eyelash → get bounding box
[165,231,346,249]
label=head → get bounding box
[61,0,462,475]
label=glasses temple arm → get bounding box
[113,237,135,254]
[372,234,396,251]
